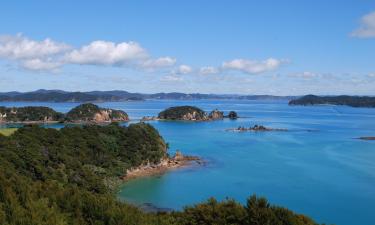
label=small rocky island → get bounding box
[66,103,129,123]
[357,136,375,141]
[227,124,288,132]
[158,106,237,121]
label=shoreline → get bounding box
[122,153,203,182]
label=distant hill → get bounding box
[289,95,375,108]
[0,89,295,102]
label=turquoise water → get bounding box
[1,100,375,225]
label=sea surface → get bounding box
[1,100,375,225]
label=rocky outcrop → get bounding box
[227,125,288,132]
[124,151,202,181]
[66,103,129,123]
[358,137,375,141]
[227,111,238,119]
[209,109,224,120]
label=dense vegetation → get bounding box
[65,103,129,122]
[0,106,64,122]
[0,104,129,123]
[158,106,208,120]
[289,95,375,108]
[0,124,323,225]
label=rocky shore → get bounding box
[357,136,375,141]
[227,125,288,132]
[123,151,203,181]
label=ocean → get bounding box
[1,100,375,225]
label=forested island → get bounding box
[0,123,322,225]
[158,106,237,121]
[0,103,129,123]
[289,95,375,107]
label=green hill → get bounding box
[0,124,321,225]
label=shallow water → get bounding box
[1,100,375,225]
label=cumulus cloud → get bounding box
[351,11,375,38]
[64,40,148,65]
[0,34,71,60]
[199,66,219,75]
[0,34,177,71]
[222,58,285,74]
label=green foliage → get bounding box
[0,106,63,122]
[289,95,375,108]
[0,124,323,225]
[65,103,101,121]
[158,106,207,120]
[65,103,128,122]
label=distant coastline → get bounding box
[289,95,375,108]
[0,89,295,102]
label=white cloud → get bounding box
[0,34,179,72]
[222,58,284,74]
[21,58,62,71]
[160,75,184,82]
[0,34,70,60]
[351,11,375,38]
[176,65,192,74]
[141,57,176,68]
[64,40,148,65]
[199,66,219,75]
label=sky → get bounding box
[0,0,374,95]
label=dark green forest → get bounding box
[0,106,64,122]
[158,106,207,120]
[0,124,323,225]
[289,95,375,107]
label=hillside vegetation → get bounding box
[289,95,375,107]
[0,124,322,225]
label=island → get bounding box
[0,103,130,124]
[0,106,64,123]
[157,106,238,121]
[0,122,321,225]
[226,111,238,119]
[357,136,375,141]
[65,103,129,123]
[289,94,375,108]
[227,124,288,132]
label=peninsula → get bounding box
[0,122,321,225]
[289,95,375,108]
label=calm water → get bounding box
[1,100,375,225]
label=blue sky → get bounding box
[0,0,374,95]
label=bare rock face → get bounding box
[208,109,224,120]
